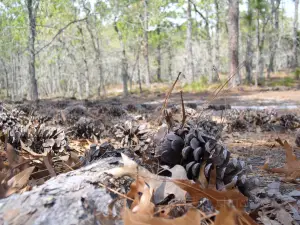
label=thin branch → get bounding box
[180,91,187,129]
[35,17,87,56]
[189,0,208,24]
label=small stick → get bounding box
[180,91,187,128]
[160,72,182,117]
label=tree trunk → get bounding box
[214,0,220,81]
[137,52,142,93]
[0,59,9,99]
[86,18,105,98]
[267,0,280,78]
[144,0,151,86]
[168,44,173,80]
[204,10,215,83]
[78,26,90,98]
[255,10,260,87]
[293,0,299,68]
[156,28,162,81]
[245,0,253,84]
[114,21,129,96]
[227,0,240,87]
[186,0,195,81]
[27,0,39,101]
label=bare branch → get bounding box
[34,17,87,56]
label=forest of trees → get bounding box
[0,0,299,100]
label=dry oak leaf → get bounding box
[173,179,248,210]
[123,207,202,225]
[215,202,258,225]
[263,138,300,182]
[5,166,35,197]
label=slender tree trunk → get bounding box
[156,28,162,81]
[245,0,253,84]
[204,10,215,83]
[168,44,173,80]
[137,52,142,93]
[293,0,299,68]
[77,26,90,98]
[144,0,151,86]
[86,18,105,98]
[267,0,280,78]
[214,0,220,81]
[0,59,9,99]
[255,10,260,87]
[186,0,195,81]
[27,0,39,101]
[227,0,240,87]
[114,21,128,96]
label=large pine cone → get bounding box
[114,120,152,152]
[21,124,67,154]
[158,127,252,195]
[0,110,27,147]
[73,117,103,139]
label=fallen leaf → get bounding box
[263,138,300,182]
[123,207,202,225]
[43,153,56,177]
[6,143,18,168]
[215,201,257,225]
[154,165,187,203]
[173,179,247,210]
[6,166,35,196]
[276,208,293,225]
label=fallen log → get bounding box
[0,157,125,225]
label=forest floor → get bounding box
[1,85,300,224]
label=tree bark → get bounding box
[0,59,9,99]
[214,0,220,81]
[156,28,162,81]
[267,0,280,78]
[0,157,125,225]
[168,44,173,81]
[77,26,90,98]
[144,0,151,86]
[86,18,105,98]
[293,0,299,69]
[245,0,253,84]
[114,21,129,96]
[186,0,195,81]
[227,0,240,87]
[27,0,39,101]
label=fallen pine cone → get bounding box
[156,125,256,196]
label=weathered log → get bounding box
[0,157,125,225]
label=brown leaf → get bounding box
[43,153,56,177]
[123,207,202,225]
[263,139,300,182]
[6,143,18,168]
[173,179,247,210]
[6,166,35,196]
[215,202,258,225]
[132,184,154,215]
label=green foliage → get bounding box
[294,68,300,80]
[269,77,295,87]
[183,76,210,92]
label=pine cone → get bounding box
[157,127,251,194]
[22,124,67,154]
[114,121,151,152]
[74,117,103,139]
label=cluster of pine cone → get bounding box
[157,125,254,195]
[227,109,300,131]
